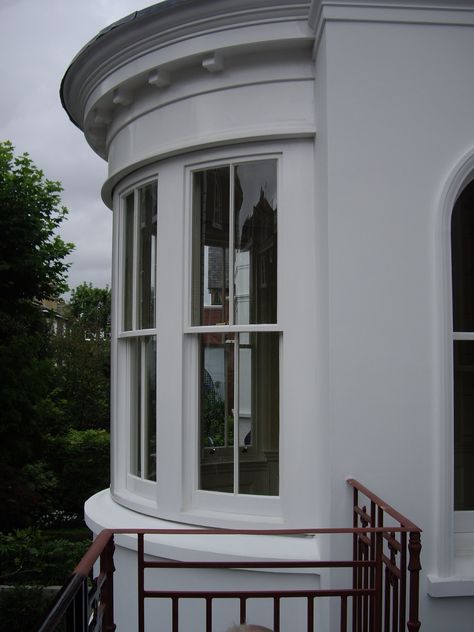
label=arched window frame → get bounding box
[433,149,474,580]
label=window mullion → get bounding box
[140,338,146,479]
[233,332,239,495]
[132,191,139,331]
[229,165,235,326]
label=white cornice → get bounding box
[61,0,312,133]
[309,0,474,57]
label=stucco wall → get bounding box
[320,17,474,628]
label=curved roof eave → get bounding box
[60,0,312,130]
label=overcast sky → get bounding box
[0,0,164,294]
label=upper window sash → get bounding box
[451,179,474,513]
[191,159,278,328]
[121,181,158,333]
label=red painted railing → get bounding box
[38,479,421,631]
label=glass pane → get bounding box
[192,168,230,326]
[199,333,234,492]
[129,339,141,477]
[454,341,474,510]
[238,332,279,496]
[123,193,134,331]
[138,182,157,330]
[234,160,277,325]
[129,336,157,481]
[145,336,157,481]
[452,180,474,331]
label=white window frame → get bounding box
[452,188,474,536]
[109,140,318,528]
[116,175,158,500]
[429,149,474,591]
[182,152,283,520]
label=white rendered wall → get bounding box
[317,16,474,630]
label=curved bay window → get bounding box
[452,178,474,512]
[120,181,157,486]
[191,159,280,496]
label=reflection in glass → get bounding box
[138,183,157,330]
[454,341,474,510]
[452,180,474,332]
[130,338,141,477]
[234,161,277,325]
[192,161,277,326]
[123,194,134,331]
[452,179,474,509]
[199,332,279,495]
[129,336,157,481]
[145,337,157,480]
[199,333,234,492]
[238,332,279,495]
[192,168,230,326]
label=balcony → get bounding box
[38,479,422,632]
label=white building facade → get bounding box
[61,0,474,629]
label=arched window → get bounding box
[451,178,474,511]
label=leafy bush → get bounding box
[46,428,110,518]
[0,528,90,586]
[0,586,59,632]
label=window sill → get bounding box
[427,550,474,597]
[85,489,320,565]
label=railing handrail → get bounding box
[347,478,422,532]
[112,525,417,535]
[72,527,114,576]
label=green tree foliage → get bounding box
[0,141,73,307]
[0,527,89,585]
[0,586,58,632]
[51,284,111,431]
[46,429,110,517]
[68,282,111,337]
[0,142,74,530]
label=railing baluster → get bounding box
[399,532,407,632]
[172,596,179,632]
[353,485,359,632]
[384,565,390,632]
[363,540,369,632]
[373,530,383,632]
[273,596,280,632]
[307,595,314,632]
[138,533,145,632]
[392,577,399,632]
[206,597,213,632]
[341,595,348,632]
[369,499,376,631]
[407,532,422,632]
[240,597,247,625]
[101,535,115,632]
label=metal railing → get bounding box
[38,530,115,632]
[38,479,422,632]
[348,479,422,632]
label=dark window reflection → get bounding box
[192,168,230,326]
[454,341,474,510]
[199,332,279,496]
[452,180,474,332]
[234,161,277,325]
[452,178,474,511]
